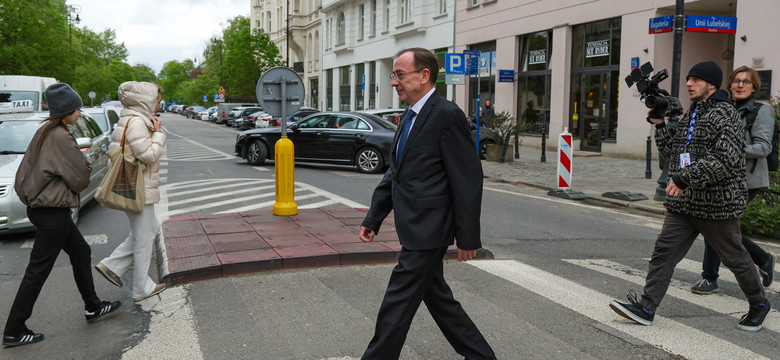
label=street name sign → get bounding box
[649,15,673,34]
[685,15,737,33]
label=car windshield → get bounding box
[0,91,40,111]
[362,113,396,130]
[0,120,45,153]
[85,111,108,132]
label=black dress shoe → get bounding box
[3,329,44,347]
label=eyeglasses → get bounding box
[732,79,753,86]
[390,69,423,80]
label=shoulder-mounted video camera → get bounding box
[625,62,683,120]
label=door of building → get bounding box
[576,71,613,152]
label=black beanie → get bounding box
[45,83,83,116]
[686,61,723,89]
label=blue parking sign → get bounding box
[202,95,208,101]
[445,53,465,75]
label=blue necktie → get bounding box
[396,110,415,161]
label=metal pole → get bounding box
[451,0,456,102]
[286,0,290,68]
[655,0,684,200]
[645,136,652,179]
[541,126,547,162]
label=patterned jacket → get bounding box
[655,89,748,220]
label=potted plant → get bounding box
[480,111,529,162]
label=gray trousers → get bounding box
[639,212,765,312]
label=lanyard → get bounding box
[685,108,697,151]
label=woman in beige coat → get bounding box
[95,81,167,302]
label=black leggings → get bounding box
[4,207,101,336]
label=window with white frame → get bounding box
[267,11,272,33]
[470,0,479,6]
[437,0,446,15]
[384,0,390,31]
[326,18,332,50]
[399,0,412,24]
[337,12,346,45]
[370,0,377,36]
[359,5,365,40]
[256,0,262,7]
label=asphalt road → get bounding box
[0,112,778,359]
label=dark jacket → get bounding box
[362,90,483,250]
[655,89,747,219]
[15,124,91,208]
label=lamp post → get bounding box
[67,4,81,49]
[67,4,81,84]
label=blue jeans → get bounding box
[701,188,771,281]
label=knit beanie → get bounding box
[45,83,83,116]
[686,61,723,89]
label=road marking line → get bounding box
[564,259,779,331]
[215,193,323,214]
[296,182,367,208]
[166,180,271,198]
[298,199,339,209]
[21,234,108,249]
[670,258,780,293]
[469,260,767,360]
[167,184,276,207]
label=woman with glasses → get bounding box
[690,66,777,295]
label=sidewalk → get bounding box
[156,147,668,284]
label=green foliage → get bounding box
[480,111,532,145]
[158,60,194,103]
[740,95,780,235]
[221,16,284,102]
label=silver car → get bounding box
[0,110,110,234]
[82,107,121,137]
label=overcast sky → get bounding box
[72,0,250,73]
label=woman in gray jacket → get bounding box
[3,84,121,348]
[95,81,167,302]
[691,66,777,295]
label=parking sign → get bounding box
[445,53,465,75]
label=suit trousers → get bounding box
[639,212,766,312]
[101,205,160,299]
[363,246,495,360]
[701,188,771,280]
[4,207,101,336]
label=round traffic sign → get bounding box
[255,67,304,118]
[88,91,96,99]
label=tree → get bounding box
[221,16,284,102]
[0,0,75,81]
[158,60,194,103]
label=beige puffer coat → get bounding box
[110,81,165,205]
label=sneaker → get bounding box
[737,300,771,332]
[95,262,123,287]
[691,279,720,295]
[759,253,776,288]
[609,290,654,326]
[85,300,122,323]
[134,283,168,302]
[3,329,44,347]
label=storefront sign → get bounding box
[528,49,546,65]
[585,39,609,58]
[649,15,673,34]
[498,70,515,82]
[685,15,737,33]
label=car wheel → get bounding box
[70,207,79,224]
[479,140,494,160]
[356,147,384,174]
[246,139,268,166]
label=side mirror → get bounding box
[76,137,93,149]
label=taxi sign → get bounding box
[0,100,35,114]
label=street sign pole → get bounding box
[256,67,305,216]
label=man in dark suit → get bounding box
[359,48,495,360]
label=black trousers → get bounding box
[363,246,495,360]
[701,188,771,280]
[4,207,101,336]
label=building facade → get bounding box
[319,0,455,112]
[251,0,322,108]
[456,0,779,158]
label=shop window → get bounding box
[340,66,350,111]
[355,63,365,110]
[517,30,553,135]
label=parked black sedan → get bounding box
[235,111,397,174]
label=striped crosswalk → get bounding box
[469,258,778,360]
[157,178,367,221]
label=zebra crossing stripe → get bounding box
[216,193,323,214]
[564,259,779,332]
[468,260,768,360]
[21,234,107,248]
[167,184,276,207]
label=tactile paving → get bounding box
[218,249,282,275]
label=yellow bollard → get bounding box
[273,136,297,215]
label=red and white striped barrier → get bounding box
[557,129,573,189]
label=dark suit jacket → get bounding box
[361,90,483,251]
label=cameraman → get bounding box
[610,61,770,332]
[691,66,776,295]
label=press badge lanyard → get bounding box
[680,109,697,168]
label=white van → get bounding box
[0,75,58,112]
